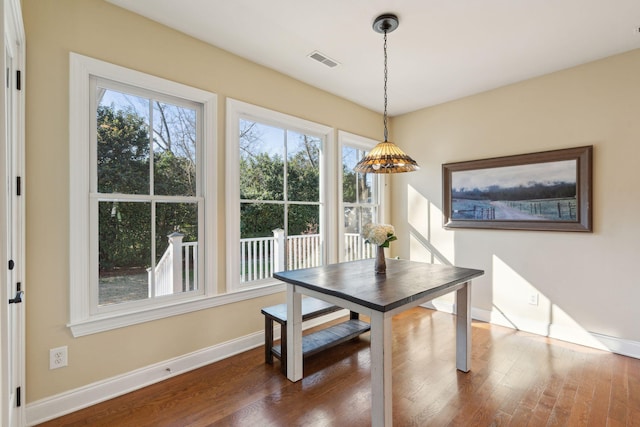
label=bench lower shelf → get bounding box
[272,319,371,360]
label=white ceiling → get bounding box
[106,0,640,116]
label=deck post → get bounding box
[273,228,285,273]
[168,232,184,293]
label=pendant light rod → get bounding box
[373,14,398,143]
[383,29,389,142]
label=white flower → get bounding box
[361,223,397,247]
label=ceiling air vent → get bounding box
[308,51,339,68]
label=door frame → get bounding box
[1,0,25,425]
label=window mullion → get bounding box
[150,199,156,298]
[283,129,289,270]
[149,99,155,196]
[355,148,361,203]
[149,98,156,299]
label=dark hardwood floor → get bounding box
[37,308,640,426]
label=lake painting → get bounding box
[450,160,577,221]
[442,146,593,232]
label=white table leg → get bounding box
[455,281,472,372]
[286,285,303,381]
[370,312,392,427]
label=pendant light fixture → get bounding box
[355,14,419,174]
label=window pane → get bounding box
[241,202,284,239]
[98,201,151,306]
[342,146,357,203]
[361,206,376,230]
[153,102,197,196]
[287,131,320,202]
[343,206,377,261]
[288,204,321,270]
[344,206,358,234]
[240,203,284,282]
[155,203,199,294]
[97,88,150,194]
[288,204,319,237]
[344,207,363,262]
[239,120,285,201]
[343,206,376,235]
[358,172,374,204]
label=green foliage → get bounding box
[342,165,357,203]
[99,201,151,271]
[154,151,196,196]
[155,203,198,263]
[240,153,284,200]
[97,106,150,194]
[287,143,319,202]
[241,203,284,238]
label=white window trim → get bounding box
[68,53,218,337]
[225,98,336,292]
[337,131,387,261]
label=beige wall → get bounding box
[23,0,382,402]
[391,49,640,346]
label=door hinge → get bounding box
[16,176,21,196]
[8,259,14,270]
[9,290,23,304]
[16,386,21,407]
[16,70,21,91]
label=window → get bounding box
[94,80,203,305]
[338,131,385,261]
[69,53,217,336]
[226,99,335,291]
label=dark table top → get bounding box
[274,258,484,313]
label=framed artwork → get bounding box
[442,146,592,232]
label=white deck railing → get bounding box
[149,233,198,297]
[344,232,375,261]
[287,233,321,271]
[239,230,322,283]
[240,236,276,283]
[152,231,375,290]
[238,231,373,283]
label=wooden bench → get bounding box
[262,298,371,374]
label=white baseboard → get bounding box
[421,302,640,359]
[589,332,640,359]
[26,309,349,426]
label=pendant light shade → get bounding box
[354,14,419,174]
[353,141,419,174]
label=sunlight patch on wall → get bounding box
[492,254,551,334]
[409,233,432,263]
[548,304,607,351]
[407,185,455,265]
[491,255,607,351]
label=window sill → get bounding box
[68,282,286,337]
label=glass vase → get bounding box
[374,246,386,274]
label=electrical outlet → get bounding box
[528,293,539,306]
[49,346,68,369]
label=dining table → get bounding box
[274,258,484,427]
